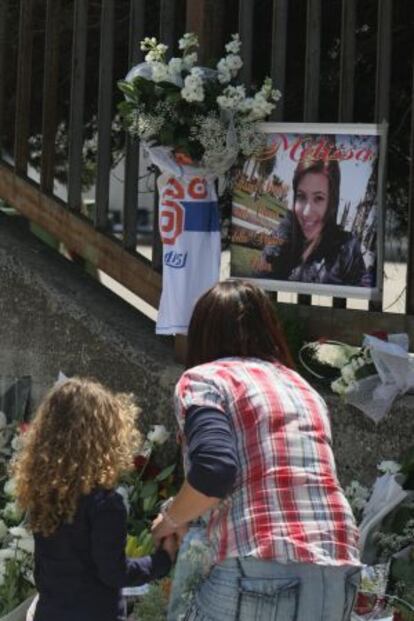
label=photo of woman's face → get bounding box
[294,172,329,241]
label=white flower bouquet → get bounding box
[346,455,414,620]
[298,339,376,389]
[118,32,281,336]
[330,347,377,396]
[0,424,35,619]
[118,32,281,173]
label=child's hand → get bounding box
[161,534,178,562]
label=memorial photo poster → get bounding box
[230,123,386,299]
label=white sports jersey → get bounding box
[148,147,221,335]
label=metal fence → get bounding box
[0,0,413,322]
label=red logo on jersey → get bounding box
[159,176,209,244]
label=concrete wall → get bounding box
[0,213,181,434]
[0,212,412,487]
[327,392,414,487]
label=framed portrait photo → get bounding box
[230,122,387,300]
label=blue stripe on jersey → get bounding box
[182,201,220,232]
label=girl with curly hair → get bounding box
[12,377,176,621]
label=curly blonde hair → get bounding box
[12,377,141,536]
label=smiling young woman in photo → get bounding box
[257,158,370,286]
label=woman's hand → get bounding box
[161,533,179,563]
[151,512,188,547]
[151,481,219,546]
[151,512,175,546]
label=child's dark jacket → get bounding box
[33,488,170,621]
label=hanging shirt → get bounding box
[148,146,221,336]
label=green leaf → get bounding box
[401,447,414,475]
[155,463,176,482]
[158,126,175,145]
[166,91,182,104]
[140,481,158,498]
[117,80,135,96]
[143,494,158,513]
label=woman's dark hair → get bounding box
[186,280,294,369]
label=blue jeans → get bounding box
[183,558,361,621]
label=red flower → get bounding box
[142,462,161,479]
[354,592,377,615]
[133,455,148,470]
[18,423,30,434]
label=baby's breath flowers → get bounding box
[118,32,281,170]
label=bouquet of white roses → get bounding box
[118,32,281,174]
[298,339,375,389]
[330,347,377,396]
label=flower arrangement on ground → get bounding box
[131,580,171,621]
[116,423,178,621]
[0,420,35,618]
[299,333,414,423]
[298,339,377,391]
[118,32,281,336]
[346,452,414,620]
[119,424,178,561]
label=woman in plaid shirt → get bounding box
[152,280,360,621]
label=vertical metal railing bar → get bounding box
[269,0,289,304]
[303,0,321,124]
[148,1,163,271]
[371,0,392,312]
[40,0,61,194]
[157,0,176,263]
[270,0,288,122]
[375,0,392,124]
[238,0,254,86]
[333,0,356,310]
[185,0,203,48]
[338,0,355,124]
[300,0,321,306]
[151,180,163,272]
[67,0,88,212]
[160,0,176,58]
[405,55,414,316]
[123,0,145,251]
[94,0,114,230]
[0,0,8,156]
[14,0,33,176]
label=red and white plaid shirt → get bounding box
[175,358,360,567]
